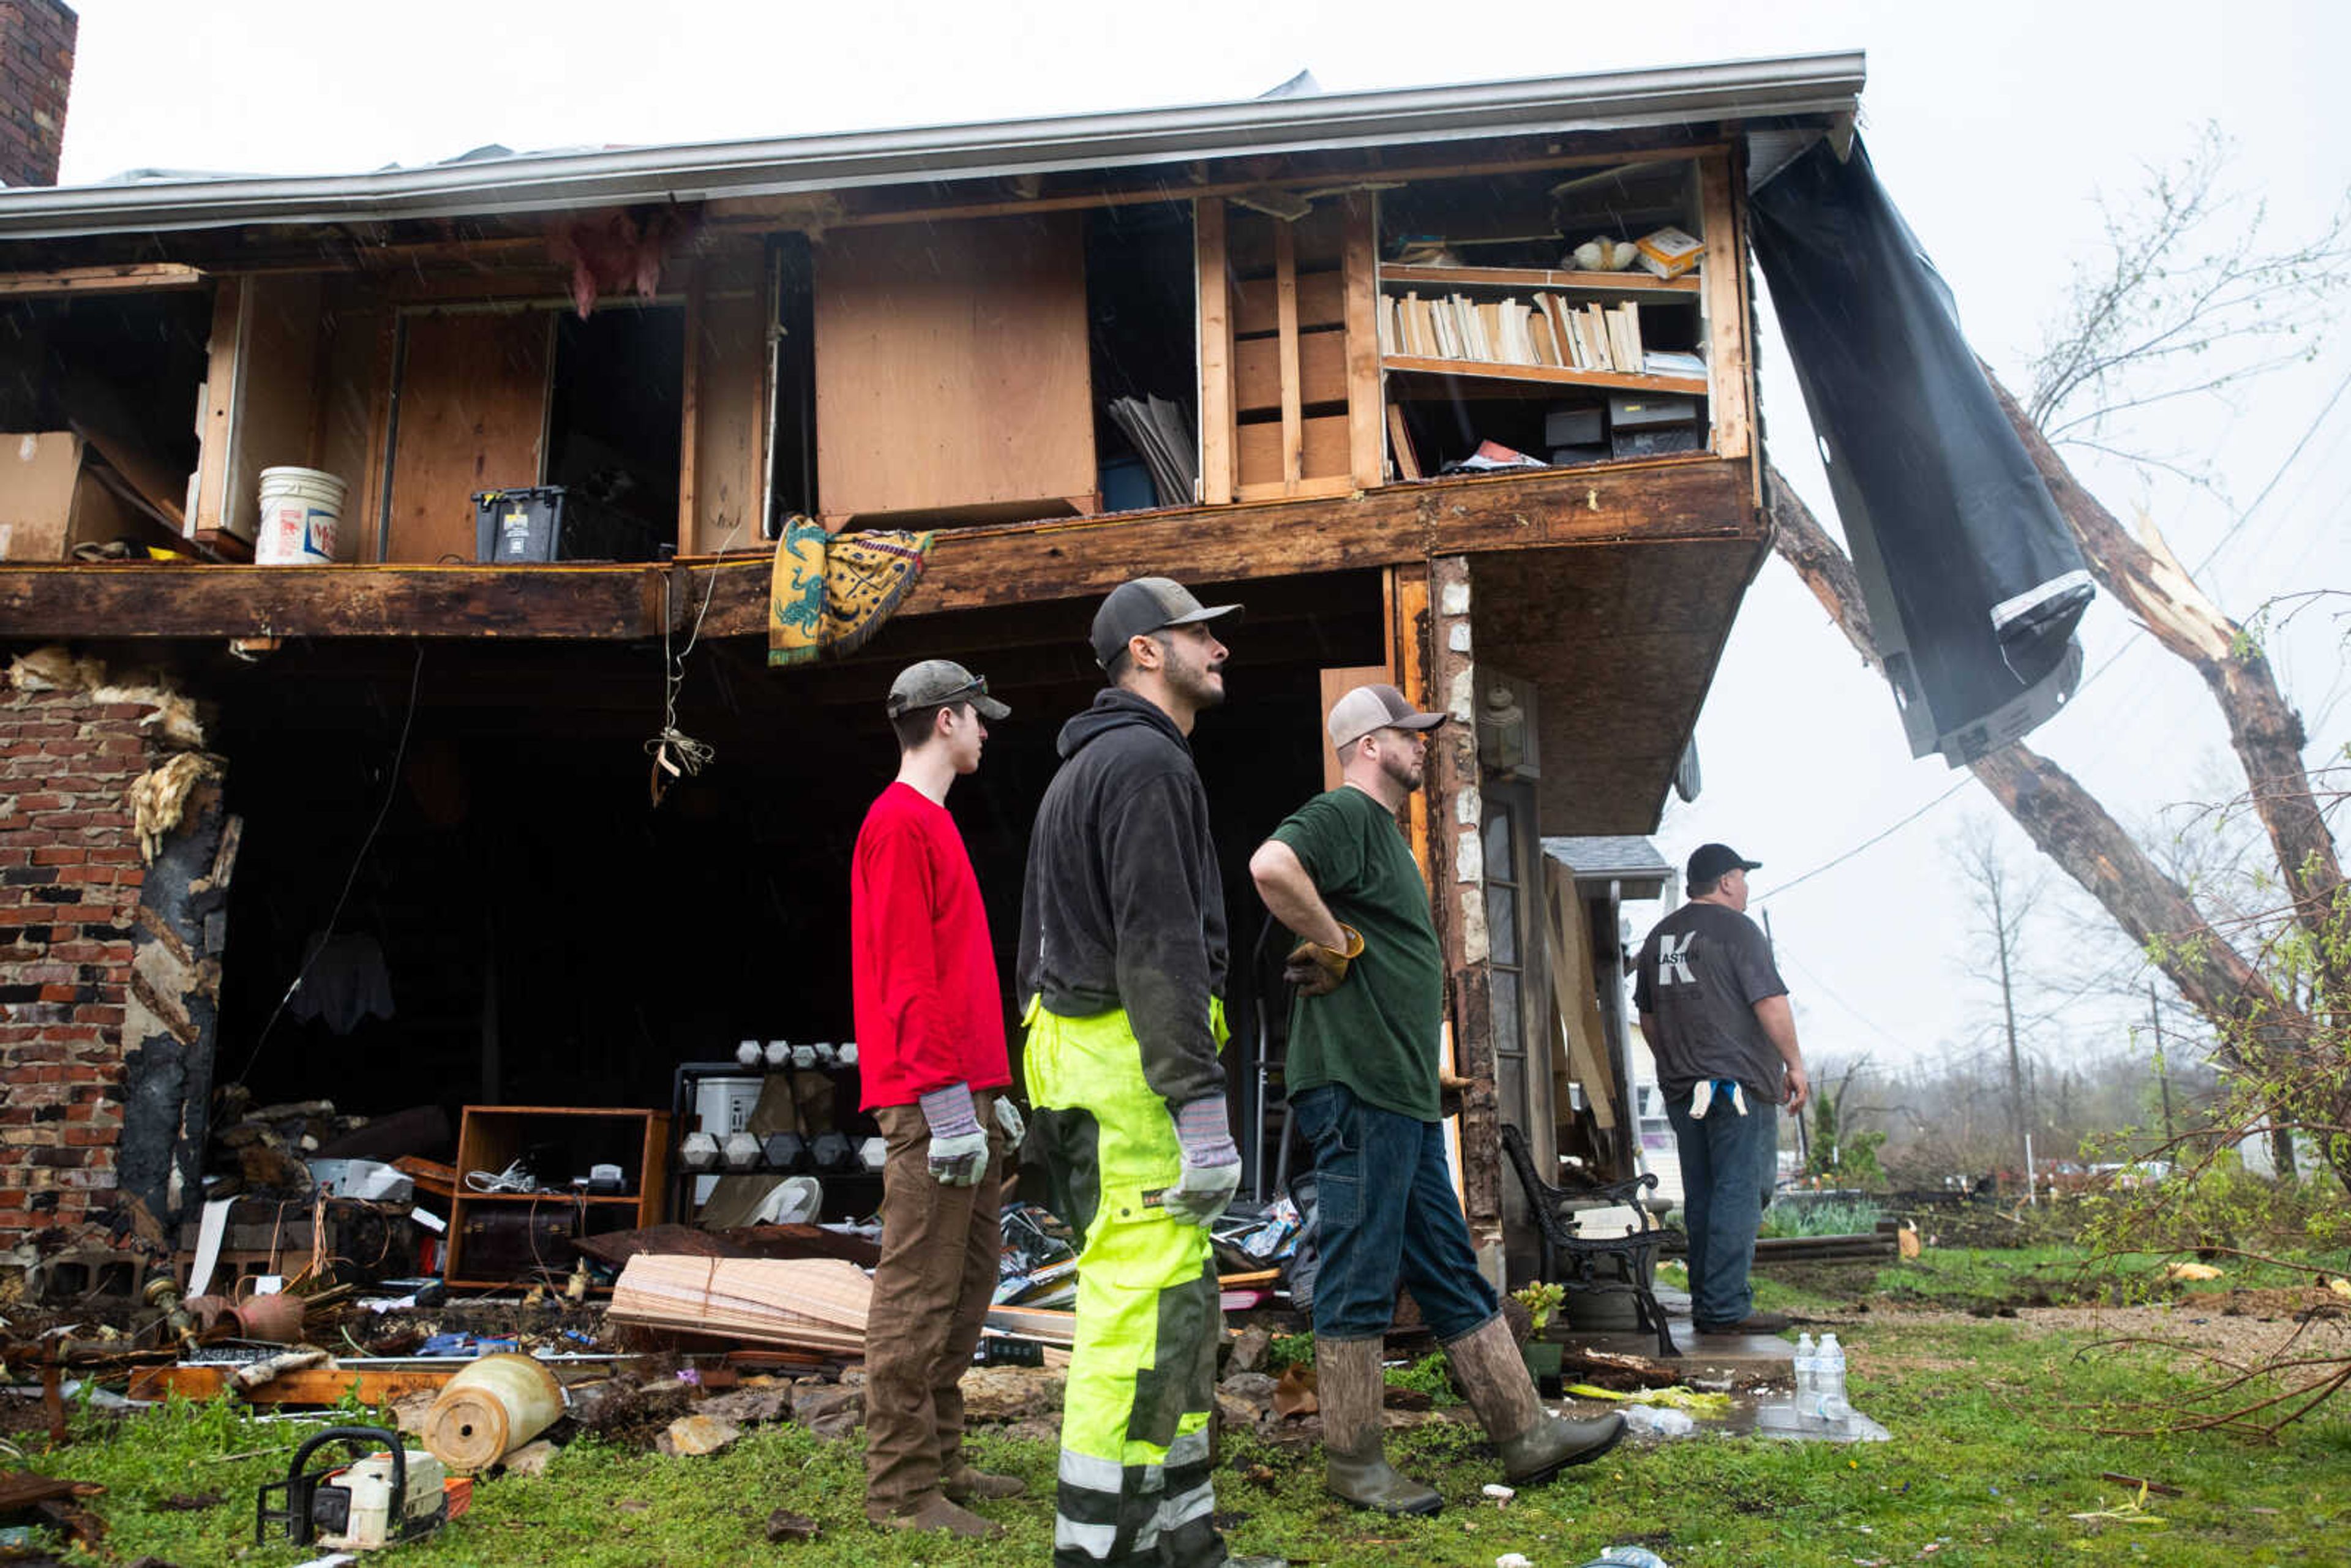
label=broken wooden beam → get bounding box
[0,457,1757,640]
[127,1364,461,1406]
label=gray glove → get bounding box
[918,1082,989,1187]
[1162,1095,1241,1226]
[993,1094,1027,1148]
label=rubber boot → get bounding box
[1442,1313,1625,1485]
[1315,1336,1442,1515]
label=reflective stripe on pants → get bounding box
[1025,1000,1226,1568]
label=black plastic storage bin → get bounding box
[473,486,656,563]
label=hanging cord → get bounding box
[234,644,425,1086]
[646,519,743,806]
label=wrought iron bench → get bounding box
[1499,1122,1679,1359]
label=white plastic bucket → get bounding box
[254,467,347,565]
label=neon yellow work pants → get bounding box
[1024,999,1227,1568]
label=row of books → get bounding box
[1378,290,1698,378]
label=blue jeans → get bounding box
[1292,1084,1499,1342]
[1665,1084,1782,1328]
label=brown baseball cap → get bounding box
[1089,577,1243,670]
[1327,683,1447,751]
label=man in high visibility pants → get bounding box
[1017,577,1281,1568]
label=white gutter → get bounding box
[0,51,1863,241]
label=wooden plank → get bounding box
[0,459,1757,639]
[677,265,702,553]
[1237,414,1348,482]
[1235,268,1343,336]
[1382,355,1706,395]
[1341,198,1383,491]
[313,285,391,561]
[1234,329,1345,413]
[384,310,551,563]
[1194,199,1234,506]
[189,279,243,541]
[1540,861,1616,1130]
[813,213,1093,525]
[0,262,206,297]
[1273,222,1302,489]
[1697,149,1753,463]
[127,1365,459,1406]
[1379,264,1700,294]
[1387,566,1433,882]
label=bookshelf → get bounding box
[1373,156,1733,474]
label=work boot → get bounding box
[940,1461,1027,1501]
[1442,1314,1625,1486]
[1314,1335,1442,1515]
[866,1492,1004,1539]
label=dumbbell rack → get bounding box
[667,1060,883,1225]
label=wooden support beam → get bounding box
[1698,150,1753,463]
[0,457,1756,640]
[1195,198,1234,506]
[1342,198,1384,491]
[0,261,206,297]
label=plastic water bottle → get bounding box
[1817,1332,1850,1422]
[1793,1331,1817,1400]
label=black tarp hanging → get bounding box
[1751,135,2093,767]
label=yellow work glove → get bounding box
[1284,923,1365,997]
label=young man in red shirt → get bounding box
[852,658,1023,1539]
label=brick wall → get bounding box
[0,1,74,189]
[0,677,156,1242]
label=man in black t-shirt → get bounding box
[1633,842,1810,1337]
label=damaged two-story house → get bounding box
[0,42,1866,1292]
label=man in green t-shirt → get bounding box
[1248,684,1622,1517]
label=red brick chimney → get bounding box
[0,1,74,188]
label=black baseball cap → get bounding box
[885,659,1010,721]
[1090,577,1242,670]
[1687,843,1761,885]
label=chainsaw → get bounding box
[255,1425,471,1551]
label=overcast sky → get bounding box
[52,0,2351,1089]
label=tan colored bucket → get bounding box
[422,1352,564,1472]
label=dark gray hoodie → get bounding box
[1016,688,1229,1111]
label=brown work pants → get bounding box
[862,1089,1003,1515]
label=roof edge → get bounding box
[0,51,1864,241]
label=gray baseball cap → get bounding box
[1089,576,1243,670]
[1327,683,1447,751]
[885,659,1010,721]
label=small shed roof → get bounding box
[1544,835,1675,900]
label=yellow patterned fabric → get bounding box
[767,519,934,667]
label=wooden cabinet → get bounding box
[812,212,1097,529]
[443,1105,669,1289]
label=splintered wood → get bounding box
[607,1255,871,1354]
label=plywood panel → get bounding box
[385,311,550,563]
[313,287,390,562]
[814,212,1093,523]
[1318,664,1389,793]
[1234,330,1346,413]
[0,431,84,560]
[1235,269,1343,336]
[689,268,771,553]
[1237,413,1349,482]
[228,274,326,542]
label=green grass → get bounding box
[12,1249,2349,1566]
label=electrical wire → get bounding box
[645,523,744,801]
[233,644,425,1085]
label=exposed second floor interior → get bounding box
[0,54,1862,573]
